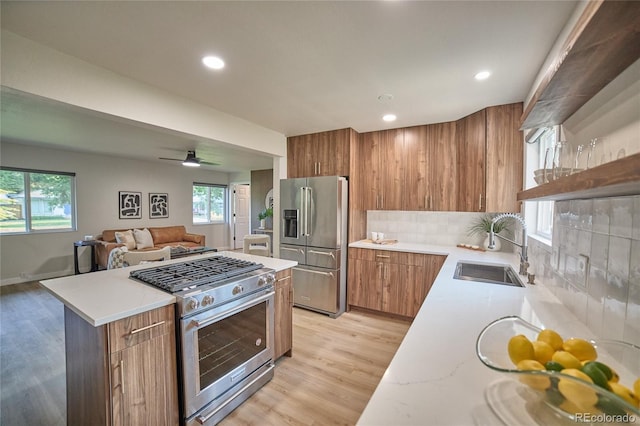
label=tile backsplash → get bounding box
[366,211,515,249]
[528,195,640,346]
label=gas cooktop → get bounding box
[129,255,264,293]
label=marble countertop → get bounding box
[351,241,596,426]
[40,251,297,327]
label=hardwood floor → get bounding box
[0,282,409,425]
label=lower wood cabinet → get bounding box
[65,304,179,426]
[348,248,446,318]
[274,268,293,359]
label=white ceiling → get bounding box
[0,1,578,172]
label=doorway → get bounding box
[232,184,251,250]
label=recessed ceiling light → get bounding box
[202,56,225,70]
[474,70,491,80]
[382,114,397,122]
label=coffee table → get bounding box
[170,246,217,259]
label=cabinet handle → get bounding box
[120,360,125,394]
[130,320,165,335]
[375,254,390,259]
[276,275,291,282]
[318,162,321,175]
[478,193,483,211]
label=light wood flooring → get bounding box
[1,282,409,425]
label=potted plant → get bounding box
[467,213,513,251]
[258,207,273,229]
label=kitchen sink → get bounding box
[453,261,524,287]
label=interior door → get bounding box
[233,184,251,249]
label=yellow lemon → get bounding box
[516,359,551,390]
[508,334,535,366]
[532,341,554,364]
[537,329,564,351]
[634,378,640,400]
[552,350,583,370]
[558,368,598,409]
[562,338,597,361]
[609,382,639,408]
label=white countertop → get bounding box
[40,251,297,327]
[351,241,596,426]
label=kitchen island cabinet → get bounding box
[347,248,446,318]
[274,268,293,359]
[65,304,179,426]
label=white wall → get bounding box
[0,142,232,284]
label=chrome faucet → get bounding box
[488,213,529,275]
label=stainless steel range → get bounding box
[130,255,276,426]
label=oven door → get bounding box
[180,288,275,420]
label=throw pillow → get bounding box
[133,228,154,250]
[114,230,136,250]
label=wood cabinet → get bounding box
[358,128,405,210]
[347,248,446,318]
[287,128,354,178]
[457,103,523,213]
[404,122,457,211]
[65,305,179,426]
[274,269,293,359]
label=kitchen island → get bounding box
[351,241,601,426]
[40,251,297,426]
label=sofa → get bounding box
[95,225,205,269]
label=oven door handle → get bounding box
[191,291,274,328]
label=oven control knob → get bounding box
[232,285,244,295]
[186,298,199,312]
[266,273,276,284]
[201,295,214,307]
[257,277,266,287]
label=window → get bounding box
[0,167,76,234]
[525,126,557,240]
[193,183,227,224]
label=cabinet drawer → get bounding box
[109,305,175,353]
[349,248,391,262]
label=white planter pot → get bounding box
[259,219,266,229]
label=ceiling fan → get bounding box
[158,150,219,167]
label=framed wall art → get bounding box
[119,191,142,219]
[149,193,169,219]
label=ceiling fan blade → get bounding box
[158,157,183,162]
[199,160,220,166]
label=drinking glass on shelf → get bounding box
[572,144,584,174]
[552,140,571,180]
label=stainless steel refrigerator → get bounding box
[279,176,347,318]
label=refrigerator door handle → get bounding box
[300,187,307,237]
[281,247,304,254]
[305,187,313,237]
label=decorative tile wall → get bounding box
[528,195,640,345]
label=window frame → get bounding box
[0,167,77,235]
[192,182,228,225]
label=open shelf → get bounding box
[517,153,640,202]
[520,1,640,130]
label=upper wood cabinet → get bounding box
[456,109,486,212]
[287,128,354,178]
[404,122,457,211]
[520,1,640,130]
[457,103,523,213]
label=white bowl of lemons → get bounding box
[476,316,640,422]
